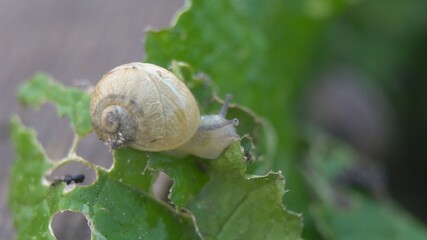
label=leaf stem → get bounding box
[67,134,81,156]
[51,134,98,170]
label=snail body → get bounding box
[90,62,239,159]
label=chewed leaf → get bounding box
[215,95,278,172]
[9,117,54,239]
[9,117,202,239]
[60,171,201,240]
[186,142,303,239]
[169,61,277,167]
[111,148,157,193]
[18,73,92,136]
[145,140,302,239]
[147,153,209,210]
[11,0,306,237]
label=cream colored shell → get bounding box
[90,62,200,151]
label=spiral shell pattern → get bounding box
[90,62,200,151]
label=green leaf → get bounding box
[12,54,296,239]
[186,142,302,240]
[111,148,157,193]
[18,73,92,136]
[9,117,54,239]
[143,2,343,228]
[311,195,427,240]
[303,132,427,240]
[145,0,344,149]
[145,0,310,237]
[11,0,311,238]
[9,117,201,239]
[147,153,209,210]
[168,61,278,172]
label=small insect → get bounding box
[50,174,85,187]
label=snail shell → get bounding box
[90,62,200,152]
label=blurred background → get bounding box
[2,0,427,239]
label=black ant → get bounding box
[50,174,85,187]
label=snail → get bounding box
[90,62,239,159]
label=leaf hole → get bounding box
[153,171,172,201]
[19,104,75,159]
[51,211,91,240]
[45,161,97,188]
[76,131,113,169]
